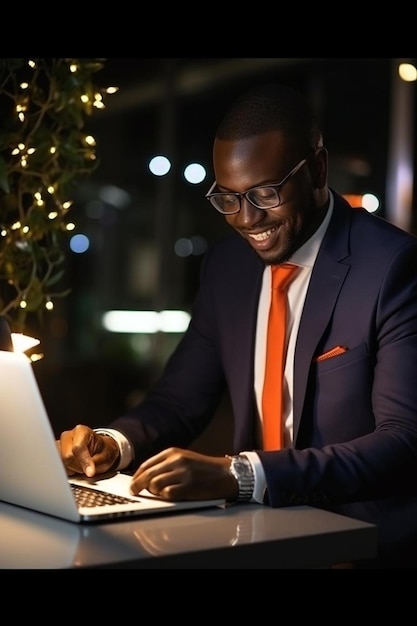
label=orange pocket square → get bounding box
[315,345,348,362]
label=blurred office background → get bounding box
[31,58,416,440]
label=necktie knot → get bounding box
[271,263,299,291]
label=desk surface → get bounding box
[0,499,377,569]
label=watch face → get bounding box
[232,457,252,475]
[229,456,254,501]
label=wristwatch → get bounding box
[226,454,255,502]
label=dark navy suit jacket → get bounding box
[112,190,417,566]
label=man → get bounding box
[58,83,417,568]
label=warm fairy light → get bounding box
[47,185,55,194]
[66,222,76,231]
[69,63,78,73]
[50,146,57,154]
[28,60,36,68]
[80,94,89,103]
[12,144,36,164]
[19,299,27,309]
[11,221,21,230]
[85,135,96,146]
[62,201,72,210]
[16,105,26,114]
[22,226,29,234]
[48,211,58,220]
[106,86,119,94]
[45,298,54,311]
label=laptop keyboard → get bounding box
[71,484,139,508]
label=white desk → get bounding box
[0,499,377,569]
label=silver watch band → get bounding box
[226,454,255,502]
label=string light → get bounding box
[45,297,54,311]
[0,58,118,334]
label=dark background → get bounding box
[29,58,416,443]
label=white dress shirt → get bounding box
[243,194,333,502]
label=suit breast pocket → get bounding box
[316,343,369,373]
[309,343,374,443]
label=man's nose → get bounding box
[234,196,263,226]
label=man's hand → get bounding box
[129,447,238,502]
[57,424,120,477]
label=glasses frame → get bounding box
[205,156,308,215]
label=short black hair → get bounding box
[215,83,322,152]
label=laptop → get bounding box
[0,349,225,523]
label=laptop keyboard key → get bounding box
[71,484,139,507]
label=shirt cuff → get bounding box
[94,428,134,471]
[240,451,266,503]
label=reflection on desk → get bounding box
[0,500,377,569]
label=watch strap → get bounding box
[226,454,255,502]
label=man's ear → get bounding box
[311,147,328,189]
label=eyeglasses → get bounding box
[205,156,308,215]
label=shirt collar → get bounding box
[289,190,334,269]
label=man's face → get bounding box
[212,131,327,265]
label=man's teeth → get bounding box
[249,228,276,241]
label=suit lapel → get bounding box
[226,248,264,449]
[292,194,353,442]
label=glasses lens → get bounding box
[210,194,239,214]
[246,187,281,209]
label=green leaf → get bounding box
[45,269,65,286]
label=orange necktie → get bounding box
[262,263,298,450]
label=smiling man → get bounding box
[57,83,417,568]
